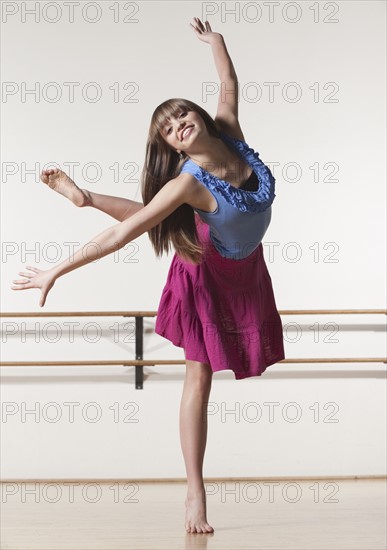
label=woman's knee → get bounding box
[185,359,213,389]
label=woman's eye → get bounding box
[165,112,186,134]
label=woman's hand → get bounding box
[190,17,222,44]
[11,266,57,307]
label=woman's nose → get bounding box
[175,122,186,137]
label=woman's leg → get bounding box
[180,358,214,534]
[40,168,143,221]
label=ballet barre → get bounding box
[0,310,386,389]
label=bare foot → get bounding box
[185,488,214,534]
[40,168,91,207]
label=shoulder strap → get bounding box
[180,159,203,179]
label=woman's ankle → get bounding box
[186,483,206,498]
[80,189,93,207]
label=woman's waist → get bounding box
[207,208,271,252]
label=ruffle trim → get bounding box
[180,131,276,213]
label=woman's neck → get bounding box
[187,135,235,170]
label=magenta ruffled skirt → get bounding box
[155,216,285,380]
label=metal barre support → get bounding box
[135,316,144,390]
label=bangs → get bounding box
[153,99,192,135]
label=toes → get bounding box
[186,523,213,534]
[41,168,59,178]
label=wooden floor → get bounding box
[1,479,386,549]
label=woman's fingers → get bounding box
[196,17,205,31]
[11,266,41,289]
[11,280,33,289]
[190,17,213,40]
[39,290,47,308]
[190,18,201,32]
[18,271,34,278]
[190,25,204,40]
[10,265,55,307]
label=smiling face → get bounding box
[159,109,206,155]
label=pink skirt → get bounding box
[155,216,285,380]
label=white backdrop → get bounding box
[1,1,386,479]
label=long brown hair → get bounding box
[141,98,221,265]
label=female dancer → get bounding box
[11,18,285,534]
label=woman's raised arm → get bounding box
[190,17,242,138]
[11,176,189,307]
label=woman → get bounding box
[11,18,285,534]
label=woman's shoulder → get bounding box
[175,170,206,209]
[179,158,199,177]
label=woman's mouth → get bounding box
[181,126,194,141]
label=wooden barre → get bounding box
[1,309,385,387]
[1,358,386,367]
[0,309,386,317]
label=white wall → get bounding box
[1,1,386,479]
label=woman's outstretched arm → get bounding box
[190,17,243,138]
[41,168,144,222]
[83,189,144,221]
[11,176,190,307]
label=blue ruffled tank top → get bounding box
[180,131,276,260]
